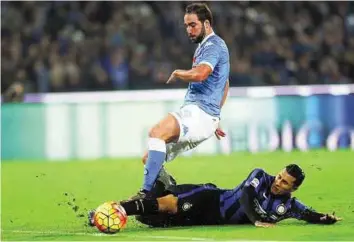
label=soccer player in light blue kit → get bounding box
[130,3,230,200]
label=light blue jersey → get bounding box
[184,32,230,117]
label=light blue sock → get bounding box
[143,138,166,191]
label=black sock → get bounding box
[120,199,159,216]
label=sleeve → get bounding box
[244,168,265,193]
[198,42,220,71]
[289,199,337,224]
[239,169,267,224]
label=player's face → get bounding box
[271,169,297,195]
[184,13,206,44]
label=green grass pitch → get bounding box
[1,150,354,241]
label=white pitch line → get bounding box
[2,229,213,241]
[5,230,341,242]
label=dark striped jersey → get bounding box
[219,168,312,224]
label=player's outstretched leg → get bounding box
[121,194,177,215]
[142,138,166,193]
[88,194,178,225]
[131,114,180,200]
[135,213,175,228]
[87,198,162,227]
[142,151,177,190]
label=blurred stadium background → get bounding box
[1,1,354,95]
[1,1,354,240]
[1,1,354,160]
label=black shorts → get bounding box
[167,183,224,226]
[136,184,224,227]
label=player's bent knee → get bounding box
[157,194,178,214]
[148,115,180,142]
[148,126,163,139]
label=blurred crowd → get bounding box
[1,1,354,98]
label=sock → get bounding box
[143,138,166,191]
[120,199,159,216]
[156,166,176,187]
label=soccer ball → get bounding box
[93,201,128,234]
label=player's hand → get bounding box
[320,213,342,224]
[254,221,275,228]
[215,127,226,140]
[166,71,178,84]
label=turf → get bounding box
[1,150,354,241]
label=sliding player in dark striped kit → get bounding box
[90,164,341,228]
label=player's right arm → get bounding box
[166,41,221,84]
[239,169,274,227]
[289,198,342,224]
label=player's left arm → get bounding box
[167,44,220,83]
[214,79,229,140]
[220,79,229,108]
[289,199,342,225]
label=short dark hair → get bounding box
[285,164,305,189]
[185,3,213,26]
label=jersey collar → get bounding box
[199,31,215,47]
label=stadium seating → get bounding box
[1,2,354,95]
